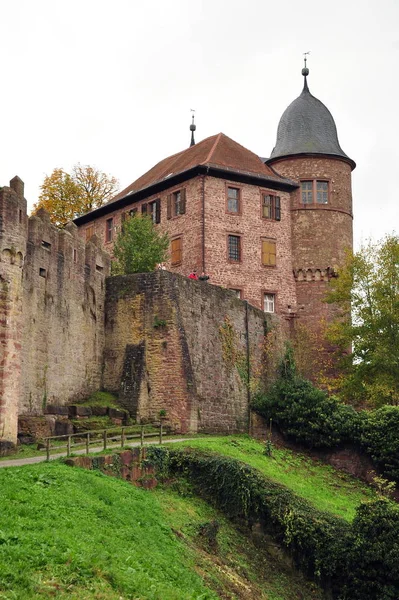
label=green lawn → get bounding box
[172,435,377,521]
[0,461,325,599]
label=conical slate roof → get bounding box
[269,73,355,169]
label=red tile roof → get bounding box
[111,133,289,203]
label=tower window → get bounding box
[301,180,329,204]
[301,181,313,203]
[227,187,240,214]
[316,181,329,204]
[228,235,241,262]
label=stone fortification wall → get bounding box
[0,178,110,446]
[21,210,110,415]
[104,271,273,434]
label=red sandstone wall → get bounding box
[77,174,297,316]
[271,157,353,337]
[103,271,275,434]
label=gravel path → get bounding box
[0,437,193,468]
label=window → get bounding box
[262,194,281,220]
[105,218,113,243]
[167,189,186,218]
[262,239,276,266]
[264,293,275,313]
[228,235,241,262]
[227,187,240,214]
[316,181,328,204]
[230,288,242,299]
[41,240,51,251]
[171,237,182,265]
[301,180,329,204]
[85,225,94,242]
[149,199,161,224]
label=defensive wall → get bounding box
[104,271,275,434]
[0,178,110,449]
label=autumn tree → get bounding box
[112,214,169,275]
[326,234,399,407]
[33,164,119,226]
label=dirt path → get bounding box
[0,437,194,468]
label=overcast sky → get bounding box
[1,0,398,247]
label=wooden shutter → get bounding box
[180,188,186,214]
[171,237,182,265]
[167,194,172,219]
[262,240,276,266]
[141,203,148,215]
[155,199,161,224]
[275,196,281,221]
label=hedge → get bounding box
[148,447,399,600]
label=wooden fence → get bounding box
[42,424,165,461]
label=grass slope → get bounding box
[172,435,377,521]
[0,461,325,600]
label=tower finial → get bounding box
[190,109,196,147]
[302,51,310,91]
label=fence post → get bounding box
[140,426,144,447]
[46,438,50,461]
[121,427,125,448]
[67,435,71,457]
[103,429,107,451]
[86,432,90,455]
[159,423,163,445]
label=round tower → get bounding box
[267,67,355,343]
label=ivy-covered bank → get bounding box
[147,446,399,600]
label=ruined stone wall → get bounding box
[21,210,110,415]
[0,178,110,445]
[104,271,274,434]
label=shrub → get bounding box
[252,346,360,449]
[344,499,399,600]
[358,406,399,481]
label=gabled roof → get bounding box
[112,133,293,202]
[74,133,297,225]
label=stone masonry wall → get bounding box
[104,271,274,434]
[21,210,110,415]
[0,178,110,445]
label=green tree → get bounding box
[112,214,169,274]
[33,164,119,226]
[327,234,399,406]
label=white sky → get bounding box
[1,0,398,247]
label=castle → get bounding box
[0,67,355,450]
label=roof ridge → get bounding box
[202,132,222,165]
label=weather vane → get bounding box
[303,51,310,69]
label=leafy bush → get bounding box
[253,346,399,483]
[358,406,399,481]
[252,346,360,449]
[344,499,399,600]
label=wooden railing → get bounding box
[42,424,165,461]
